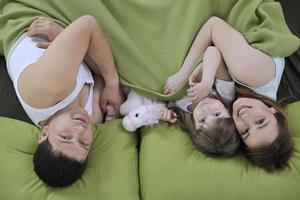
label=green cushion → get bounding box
[139,101,300,200]
[0,118,139,200]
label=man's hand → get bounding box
[100,82,124,115]
[27,17,64,48]
[164,71,188,95]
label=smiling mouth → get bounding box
[237,105,251,117]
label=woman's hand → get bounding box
[187,81,211,103]
[164,71,188,95]
[27,17,64,48]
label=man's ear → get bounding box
[38,126,49,144]
[270,107,277,114]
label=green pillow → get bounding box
[0,117,139,200]
[139,101,300,200]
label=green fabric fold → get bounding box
[1,0,299,100]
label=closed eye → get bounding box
[78,141,90,151]
[80,141,89,147]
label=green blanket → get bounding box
[0,0,299,100]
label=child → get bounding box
[166,45,240,158]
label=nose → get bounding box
[237,113,252,128]
[195,123,200,130]
[73,124,86,134]
[206,116,214,124]
[239,108,252,120]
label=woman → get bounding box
[7,15,123,187]
[164,16,294,171]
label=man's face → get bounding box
[39,108,93,161]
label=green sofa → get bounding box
[1,0,300,199]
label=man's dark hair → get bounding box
[33,138,87,187]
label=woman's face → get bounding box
[232,97,278,148]
[39,108,93,161]
[193,97,230,130]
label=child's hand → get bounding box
[164,71,188,95]
[189,65,202,87]
[27,17,64,48]
[187,82,211,103]
[161,109,177,123]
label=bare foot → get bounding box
[164,71,188,95]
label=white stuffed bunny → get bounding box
[119,90,176,132]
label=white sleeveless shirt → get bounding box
[7,34,94,126]
[229,57,285,101]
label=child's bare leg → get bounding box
[191,17,275,87]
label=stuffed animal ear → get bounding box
[120,90,144,115]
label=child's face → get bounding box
[193,97,229,129]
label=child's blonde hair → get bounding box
[174,107,240,158]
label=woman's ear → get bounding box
[270,107,277,114]
[38,126,49,144]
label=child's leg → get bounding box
[190,17,275,87]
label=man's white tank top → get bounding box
[7,34,94,126]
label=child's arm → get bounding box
[188,51,231,87]
[187,46,223,103]
[188,63,203,87]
